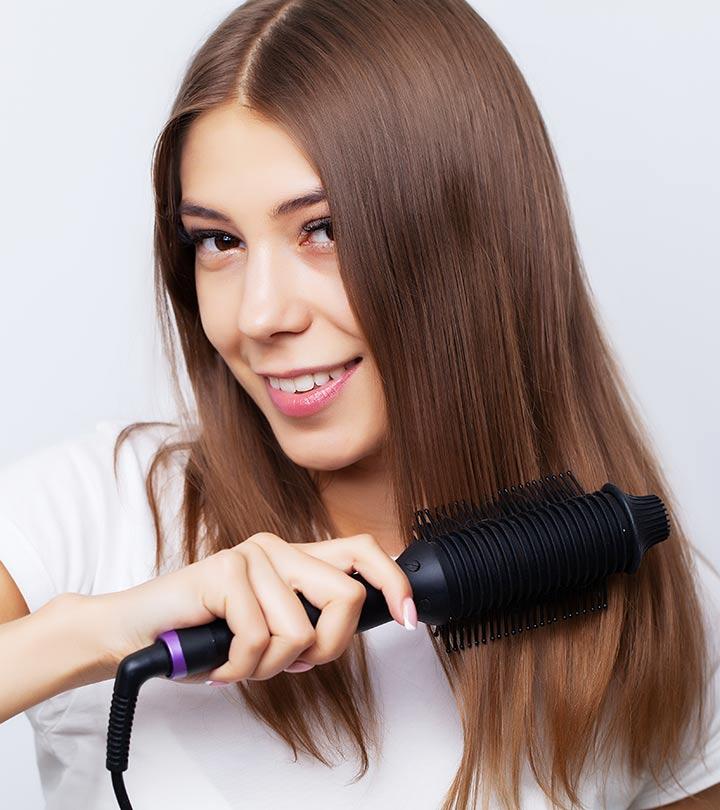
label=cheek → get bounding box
[195,273,238,352]
[347,368,388,458]
[328,279,361,335]
[352,360,387,432]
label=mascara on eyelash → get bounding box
[177,227,233,246]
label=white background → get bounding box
[1,2,718,806]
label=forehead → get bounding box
[179,103,321,211]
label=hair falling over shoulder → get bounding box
[115,2,717,807]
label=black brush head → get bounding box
[411,471,669,652]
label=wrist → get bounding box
[47,592,121,687]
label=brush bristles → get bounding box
[412,471,586,542]
[432,578,609,653]
[414,470,614,654]
[411,471,668,653]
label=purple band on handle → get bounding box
[157,630,188,680]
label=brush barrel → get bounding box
[425,483,669,621]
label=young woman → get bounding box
[1,1,718,808]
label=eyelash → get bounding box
[177,217,334,260]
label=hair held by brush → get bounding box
[117,1,717,807]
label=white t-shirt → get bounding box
[1,419,719,809]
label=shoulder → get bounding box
[0,420,185,534]
[0,419,183,491]
[0,419,188,612]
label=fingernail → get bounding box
[401,596,417,630]
[283,660,315,673]
[204,680,226,687]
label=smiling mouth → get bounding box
[265,356,362,394]
[263,356,363,417]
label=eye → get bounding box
[301,217,334,249]
[178,228,240,257]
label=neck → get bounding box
[314,454,406,557]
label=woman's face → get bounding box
[179,101,387,473]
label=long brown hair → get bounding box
[116,1,716,807]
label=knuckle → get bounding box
[215,547,247,575]
[244,624,271,654]
[314,640,349,665]
[346,580,367,605]
[290,626,316,650]
[237,540,263,560]
[245,532,283,549]
[357,533,377,548]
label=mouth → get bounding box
[264,356,363,418]
[264,356,363,393]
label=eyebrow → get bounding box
[178,186,327,224]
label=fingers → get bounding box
[199,549,269,683]
[243,534,368,665]
[176,531,417,687]
[222,541,317,680]
[296,534,415,628]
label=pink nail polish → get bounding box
[401,596,417,630]
[204,680,226,687]
[283,660,315,673]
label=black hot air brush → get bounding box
[106,470,669,808]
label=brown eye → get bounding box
[302,217,334,248]
[196,232,240,255]
[208,234,239,252]
[178,226,241,258]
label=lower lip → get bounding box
[264,359,362,418]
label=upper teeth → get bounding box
[267,361,355,393]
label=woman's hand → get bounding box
[96,532,416,685]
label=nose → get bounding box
[235,247,311,341]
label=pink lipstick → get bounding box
[264,357,362,418]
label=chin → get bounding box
[281,440,367,472]
[274,425,383,471]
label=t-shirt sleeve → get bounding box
[629,550,720,808]
[0,419,181,614]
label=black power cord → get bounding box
[106,641,173,809]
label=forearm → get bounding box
[0,592,118,723]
